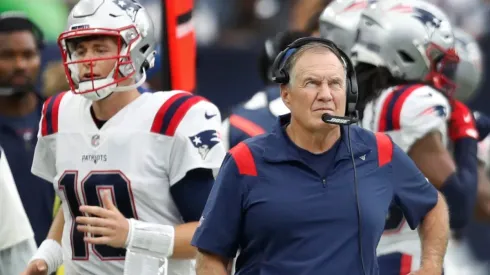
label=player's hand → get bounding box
[448,100,479,141]
[76,194,129,248]
[20,259,48,275]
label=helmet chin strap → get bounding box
[112,68,147,92]
[77,68,148,101]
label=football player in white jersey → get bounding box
[22,0,226,275]
[444,28,490,275]
[351,0,479,274]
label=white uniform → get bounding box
[362,84,451,270]
[0,146,36,274]
[31,91,226,275]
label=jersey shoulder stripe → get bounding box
[41,91,68,136]
[378,84,423,132]
[151,92,207,136]
[229,114,266,138]
[374,132,394,167]
[229,142,257,176]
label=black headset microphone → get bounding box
[321,113,359,125]
[271,37,367,275]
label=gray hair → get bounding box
[282,42,347,85]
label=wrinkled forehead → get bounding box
[293,49,346,79]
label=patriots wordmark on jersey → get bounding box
[31,91,226,275]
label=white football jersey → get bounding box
[362,84,451,257]
[0,146,34,250]
[31,91,226,275]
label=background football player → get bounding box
[351,0,478,273]
[22,0,225,274]
[444,27,490,275]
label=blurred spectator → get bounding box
[0,12,55,246]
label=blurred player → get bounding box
[221,30,308,150]
[445,28,490,275]
[0,145,37,274]
[352,0,479,273]
[22,0,225,274]
[319,0,372,56]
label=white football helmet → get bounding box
[319,0,378,54]
[351,0,459,95]
[453,28,483,102]
[58,0,157,101]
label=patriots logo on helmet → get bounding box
[189,130,221,160]
[412,7,442,29]
[112,0,142,22]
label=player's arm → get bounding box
[390,140,449,274]
[123,98,227,260]
[193,152,247,275]
[404,98,478,229]
[23,98,65,275]
[474,162,490,220]
[169,168,215,258]
[23,209,65,275]
[473,137,490,220]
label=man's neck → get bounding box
[0,92,38,117]
[91,89,141,121]
[286,117,341,154]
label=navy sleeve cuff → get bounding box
[170,168,215,223]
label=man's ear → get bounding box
[280,84,291,109]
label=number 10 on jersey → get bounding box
[58,170,138,260]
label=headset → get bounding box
[0,11,45,49]
[270,37,367,275]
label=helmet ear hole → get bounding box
[397,51,415,63]
[140,44,150,54]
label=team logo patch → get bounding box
[91,134,100,147]
[112,0,142,22]
[189,130,220,160]
[418,105,447,117]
